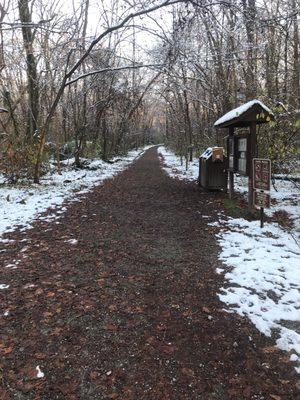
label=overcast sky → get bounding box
[44,0,174,63]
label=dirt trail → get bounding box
[0,147,298,399]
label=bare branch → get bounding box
[65,64,163,87]
[65,0,183,79]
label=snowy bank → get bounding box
[215,217,300,371]
[235,174,300,233]
[159,146,300,372]
[158,146,199,182]
[0,146,152,238]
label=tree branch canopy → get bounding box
[65,0,183,80]
[65,64,163,87]
[33,0,186,183]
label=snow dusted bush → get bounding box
[0,134,37,183]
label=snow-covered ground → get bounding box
[0,146,152,239]
[158,146,199,181]
[235,174,300,233]
[159,145,300,372]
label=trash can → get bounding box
[199,147,227,190]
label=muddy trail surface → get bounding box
[0,147,299,400]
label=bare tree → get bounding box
[18,0,40,137]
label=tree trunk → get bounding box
[242,0,257,100]
[0,3,6,72]
[18,0,39,137]
[291,0,299,107]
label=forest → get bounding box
[1,1,300,397]
[0,0,299,183]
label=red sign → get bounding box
[253,158,271,191]
[254,190,270,208]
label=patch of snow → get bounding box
[158,146,199,182]
[66,239,78,245]
[217,217,300,371]
[5,263,17,269]
[208,221,220,227]
[36,366,44,378]
[290,354,299,362]
[0,238,15,244]
[0,284,9,289]
[0,146,152,238]
[235,174,300,235]
[23,283,36,289]
[214,100,273,126]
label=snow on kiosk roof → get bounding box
[214,100,274,128]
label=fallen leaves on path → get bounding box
[0,148,298,399]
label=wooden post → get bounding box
[248,122,257,209]
[260,207,264,228]
[228,127,234,199]
[189,146,193,162]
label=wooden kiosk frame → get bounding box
[214,100,274,208]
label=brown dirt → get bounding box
[0,147,299,400]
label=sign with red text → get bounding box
[253,158,271,191]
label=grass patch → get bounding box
[223,198,261,221]
[224,198,246,218]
